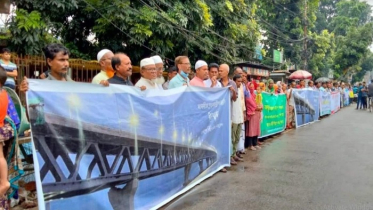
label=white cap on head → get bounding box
[140,58,155,68]
[151,55,163,64]
[195,60,208,70]
[97,49,112,62]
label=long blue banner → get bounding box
[26,80,230,210]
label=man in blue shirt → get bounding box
[168,56,191,89]
[0,48,18,90]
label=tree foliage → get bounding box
[7,0,373,79]
[9,0,260,64]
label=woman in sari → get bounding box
[245,82,262,150]
[265,79,276,94]
[276,81,284,94]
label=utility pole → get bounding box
[303,0,308,71]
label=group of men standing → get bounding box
[91,50,226,91]
[90,49,251,167]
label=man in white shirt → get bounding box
[151,55,165,85]
[135,58,159,90]
[231,74,244,163]
[92,49,114,85]
[204,63,221,88]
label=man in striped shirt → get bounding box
[0,48,17,90]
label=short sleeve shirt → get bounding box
[0,59,17,86]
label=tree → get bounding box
[308,30,335,78]
[8,9,57,55]
[333,23,373,77]
[9,0,261,64]
[351,52,373,83]
[330,0,372,36]
[256,0,320,70]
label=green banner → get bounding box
[260,93,287,137]
[273,50,283,63]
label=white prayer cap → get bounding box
[140,58,155,68]
[195,60,208,70]
[97,49,112,62]
[151,55,163,64]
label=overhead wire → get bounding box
[146,0,281,61]
[137,0,229,61]
[82,0,282,63]
[81,0,174,61]
[273,1,300,17]
[256,15,305,41]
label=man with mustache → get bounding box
[92,49,115,85]
[43,43,74,82]
[108,53,134,87]
[19,44,111,91]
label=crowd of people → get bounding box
[0,42,370,208]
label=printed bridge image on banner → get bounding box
[26,80,231,210]
[292,89,320,128]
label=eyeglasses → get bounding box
[180,63,191,65]
[156,67,164,71]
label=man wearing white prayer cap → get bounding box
[151,55,165,85]
[135,58,160,90]
[190,60,209,87]
[92,49,114,85]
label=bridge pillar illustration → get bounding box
[184,163,192,186]
[108,178,139,210]
[199,160,204,173]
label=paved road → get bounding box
[163,106,373,210]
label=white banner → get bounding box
[330,92,341,114]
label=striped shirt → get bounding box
[0,59,17,87]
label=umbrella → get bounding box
[315,77,330,83]
[289,70,312,80]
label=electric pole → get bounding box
[303,0,308,71]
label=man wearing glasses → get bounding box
[92,49,114,85]
[135,58,159,90]
[168,56,191,89]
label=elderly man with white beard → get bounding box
[151,55,165,85]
